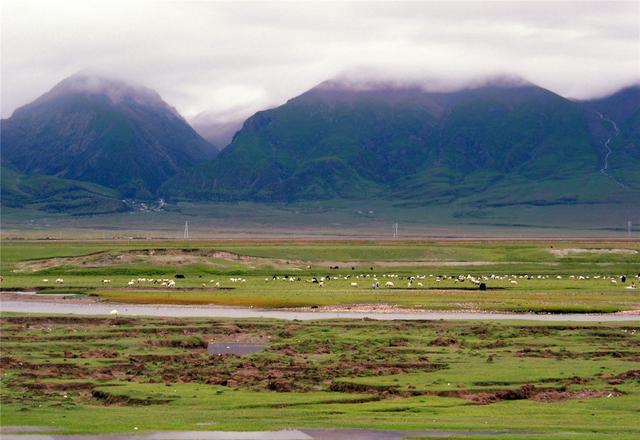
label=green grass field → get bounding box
[1,240,639,313]
[1,240,639,437]
[1,315,638,438]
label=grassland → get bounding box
[1,240,639,313]
[2,197,638,241]
[1,240,639,438]
[1,315,639,438]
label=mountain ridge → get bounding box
[163,78,639,206]
[2,73,638,215]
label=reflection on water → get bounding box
[208,343,266,356]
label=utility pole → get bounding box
[628,220,632,238]
[183,221,189,240]
[393,223,398,240]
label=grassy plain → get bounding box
[1,240,639,313]
[1,315,639,438]
[2,197,638,240]
[1,240,639,437]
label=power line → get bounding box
[183,221,189,240]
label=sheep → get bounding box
[127,281,135,287]
[55,278,64,284]
[385,281,395,288]
[102,279,111,284]
[109,310,118,316]
[350,282,358,288]
[42,279,49,283]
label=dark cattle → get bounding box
[479,283,487,291]
[621,276,626,283]
[175,274,185,279]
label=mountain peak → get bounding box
[32,72,174,115]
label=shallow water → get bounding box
[0,428,535,440]
[1,299,638,322]
[207,343,266,356]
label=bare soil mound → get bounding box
[14,248,298,271]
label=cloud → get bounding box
[2,0,639,126]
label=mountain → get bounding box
[582,86,640,188]
[1,73,217,198]
[163,77,640,206]
[1,165,126,215]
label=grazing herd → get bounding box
[37,271,639,290]
[259,271,639,290]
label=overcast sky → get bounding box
[2,0,639,126]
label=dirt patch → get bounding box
[429,337,460,347]
[603,369,640,384]
[149,337,207,349]
[549,248,638,257]
[91,389,172,406]
[445,384,622,404]
[26,381,96,392]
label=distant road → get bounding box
[2,299,638,322]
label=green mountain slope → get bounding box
[584,86,640,189]
[1,73,217,198]
[1,165,127,215]
[164,79,638,207]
